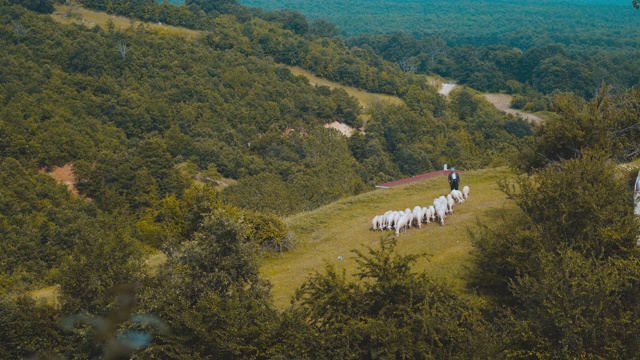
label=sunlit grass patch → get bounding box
[52,5,200,39]
[28,285,60,306]
[261,167,515,308]
[287,66,404,111]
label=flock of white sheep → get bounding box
[371,186,470,236]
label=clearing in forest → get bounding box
[288,66,404,111]
[438,82,457,96]
[261,167,513,308]
[483,93,544,124]
[51,4,200,39]
[40,163,81,196]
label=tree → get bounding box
[423,35,446,64]
[518,85,640,170]
[12,20,27,44]
[10,0,54,13]
[471,154,639,298]
[137,209,279,358]
[57,218,144,316]
[309,19,340,38]
[222,172,304,216]
[263,9,309,35]
[289,237,496,358]
[532,55,593,96]
[451,87,478,120]
[502,249,640,359]
[468,154,640,357]
[399,56,420,73]
[0,297,63,359]
[118,40,127,60]
[184,0,240,14]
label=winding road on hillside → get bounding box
[483,94,544,124]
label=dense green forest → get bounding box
[239,0,638,45]
[2,0,640,358]
[242,0,640,101]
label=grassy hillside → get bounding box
[288,66,404,110]
[261,167,514,307]
[51,4,200,38]
[50,7,403,112]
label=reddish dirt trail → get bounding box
[377,170,463,188]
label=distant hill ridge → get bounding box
[240,0,639,48]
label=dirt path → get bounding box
[483,94,544,124]
[438,83,457,96]
[324,121,355,137]
[377,169,463,188]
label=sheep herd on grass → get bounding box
[371,186,470,236]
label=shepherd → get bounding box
[448,167,460,191]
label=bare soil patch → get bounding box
[483,94,544,124]
[324,121,357,137]
[40,163,81,196]
[438,83,457,96]
[29,285,60,305]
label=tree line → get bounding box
[3,0,640,358]
[241,0,640,106]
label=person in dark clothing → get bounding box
[448,167,459,191]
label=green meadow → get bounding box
[261,167,514,307]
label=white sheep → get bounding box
[392,212,403,230]
[423,206,432,223]
[428,205,436,222]
[405,209,414,228]
[463,186,470,200]
[451,190,464,203]
[381,210,393,228]
[385,212,397,230]
[395,215,410,236]
[446,194,455,214]
[412,207,424,228]
[435,205,447,225]
[371,215,382,230]
[421,207,430,224]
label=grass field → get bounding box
[288,66,404,111]
[28,285,60,306]
[261,167,514,308]
[51,4,200,39]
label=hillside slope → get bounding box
[261,167,513,307]
[483,93,544,124]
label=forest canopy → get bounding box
[242,0,640,98]
[2,0,640,358]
